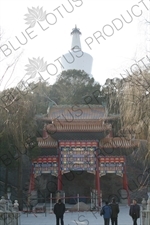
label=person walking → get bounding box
[129,199,140,225]
[54,199,66,225]
[100,201,112,225]
[109,197,119,225]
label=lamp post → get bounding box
[141,179,150,225]
[147,178,150,212]
[147,179,150,199]
[7,186,11,210]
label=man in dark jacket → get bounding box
[54,199,66,225]
[109,198,119,225]
[129,199,140,225]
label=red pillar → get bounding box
[29,166,35,193]
[95,149,101,207]
[57,149,62,190]
[123,163,130,205]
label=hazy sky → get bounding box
[0,0,149,90]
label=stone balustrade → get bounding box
[0,197,20,225]
[141,198,150,225]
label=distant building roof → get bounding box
[47,105,106,121]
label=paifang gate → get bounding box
[29,105,139,206]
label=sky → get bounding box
[0,0,150,91]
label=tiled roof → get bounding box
[37,136,57,148]
[99,137,139,149]
[46,120,111,132]
[47,105,106,120]
[37,136,138,149]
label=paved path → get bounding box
[20,205,141,225]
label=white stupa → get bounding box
[61,25,93,77]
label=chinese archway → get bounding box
[29,105,138,206]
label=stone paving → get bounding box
[20,205,142,225]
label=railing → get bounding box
[49,192,102,212]
[20,192,102,217]
[0,211,21,225]
[0,199,20,225]
[141,198,150,225]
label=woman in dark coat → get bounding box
[129,199,140,225]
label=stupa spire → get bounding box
[71,25,82,50]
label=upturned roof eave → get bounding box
[36,117,120,122]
